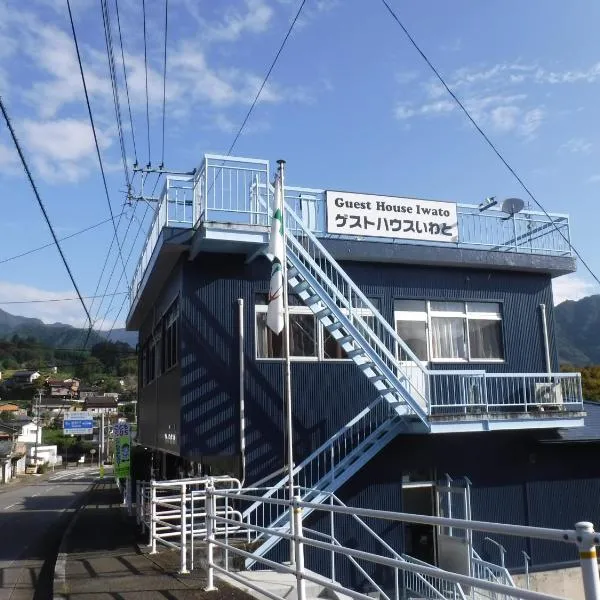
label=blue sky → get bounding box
[0,0,599,329]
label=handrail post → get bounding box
[180,482,189,574]
[330,494,335,583]
[149,480,157,553]
[205,485,218,591]
[293,496,307,600]
[576,522,600,600]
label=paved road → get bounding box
[0,466,100,600]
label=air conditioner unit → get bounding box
[534,382,563,409]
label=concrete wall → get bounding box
[513,566,587,600]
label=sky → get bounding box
[0,0,599,329]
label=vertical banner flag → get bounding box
[114,422,131,479]
[267,172,285,334]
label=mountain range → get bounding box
[0,308,138,349]
[554,294,600,366]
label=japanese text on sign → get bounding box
[326,191,458,243]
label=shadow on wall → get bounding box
[180,289,323,483]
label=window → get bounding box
[256,305,318,359]
[322,308,376,361]
[162,300,179,372]
[394,300,504,363]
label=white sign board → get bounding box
[326,191,458,243]
[63,411,94,435]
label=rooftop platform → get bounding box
[128,155,575,327]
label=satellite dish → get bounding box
[501,197,525,215]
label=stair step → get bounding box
[305,294,321,306]
[315,307,332,319]
[338,335,354,346]
[347,348,365,359]
[327,321,344,332]
[293,280,310,294]
[371,375,387,383]
[288,267,298,278]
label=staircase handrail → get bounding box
[284,200,428,372]
[241,395,392,519]
[327,493,467,600]
[285,223,429,420]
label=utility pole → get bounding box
[33,389,41,471]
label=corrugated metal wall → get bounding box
[139,250,594,578]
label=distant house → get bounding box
[0,403,25,416]
[11,417,41,445]
[38,397,79,415]
[79,386,100,400]
[9,370,40,386]
[84,396,118,415]
[45,378,80,399]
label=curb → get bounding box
[52,480,102,600]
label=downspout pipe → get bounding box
[238,298,246,486]
[539,303,552,375]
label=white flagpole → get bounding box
[277,159,296,565]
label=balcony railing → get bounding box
[130,155,572,303]
[428,371,583,416]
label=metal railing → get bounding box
[429,372,583,415]
[204,485,600,600]
[131,175,195,296]
[137,476,242,574]
[130,155,572,307]
[241,396,398,541]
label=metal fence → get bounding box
[133,477,600,600]
[428,371,583,416]
[130,155,573,304]
[202,486,600,600]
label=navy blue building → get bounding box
[127,155,594,590]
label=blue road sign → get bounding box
[63,412,94,435]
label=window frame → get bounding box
[255,304,319,361]
[394,299,505,364]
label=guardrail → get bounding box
[130,155,573,306]
[429,371,583,415]
[203,486,600,600]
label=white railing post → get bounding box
[149,480,157,554]
[330,494,335,583]
[205,485,218,591]
[576,522,600,600]
[293,495,307,600]
[136,482,141,525]
[180,482,189,574]
[190,489,195,572]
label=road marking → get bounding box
[4,503,17,509]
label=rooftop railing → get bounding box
[130,155,573,302]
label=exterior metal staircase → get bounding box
[243,198,434,566]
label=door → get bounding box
[394,300,429,411]
[435,477,472,576]
[402,481,437,565]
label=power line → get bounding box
[66,0,131,298]
[225,0,307,155]
[0,212,126,266]
[161,0,169,167]
[142,0,151,166]
[379,0,600,289]
[0,291,128,305]
[0,97,93,331]
[114,0,138,166]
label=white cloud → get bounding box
[519,107,545,138]
[489,106,521,132]
[587,174,600,184]
[0,281,92,327]
[552,274,598,305]
[19,118,112,183]
[205,0,274,43]
[536,62,600,84]
[0,141,20,175]
[560,138,593,155]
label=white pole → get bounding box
[205,486,218,591]
[540,304,552,376]
[279,159,296,566]
[293,496,307,600]
[180,483,189,574]
[100,411,105,466]
[150,480,157,553]
[576,522,600,600]
[238,298,246,485]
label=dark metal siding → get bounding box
[137,261,182,453]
